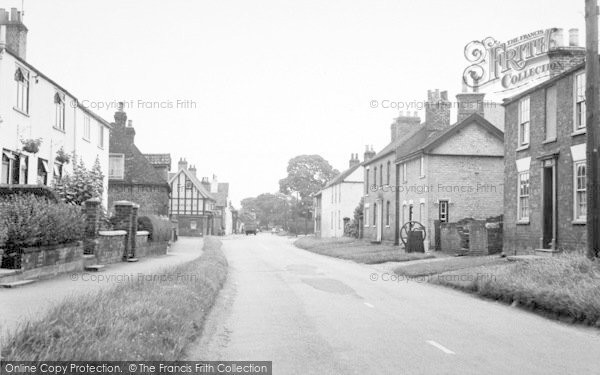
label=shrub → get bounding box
[53,156,104,205]
[0,194,85,248]
[138,215,172,242]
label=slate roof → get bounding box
[364,125,422,166]
[322,164,362,191]
[395,113,503,162]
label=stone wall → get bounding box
[96,230,127,264]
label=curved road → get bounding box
[190,234,600,375]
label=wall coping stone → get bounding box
[99,230,128,236]
[113,201,134,206]
[136,230,150,236]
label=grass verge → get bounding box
[430,255,600,327]
[394,256,506,277]
[1,237,228,360]
[294,236,434,264]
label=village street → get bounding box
[190,235,600,375]
[0,238,203,336]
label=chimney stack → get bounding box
[391,111,421,141]
[569,28,579,47]
[189,164,197,177]
[0,8,27,59]
[178,158,188,171]
[363,145,376,162]
[114,102,127,126]
[201,177,210,191]
[349,153,360,168]
[211,174,218,193]
[425,89,451,131]
[456,85,485,123]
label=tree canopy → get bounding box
[279,155,339,200]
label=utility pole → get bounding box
[586,0,600,258]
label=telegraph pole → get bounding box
[586,0,600,258]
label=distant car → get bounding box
[245,223,258,235]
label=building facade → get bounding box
[394,90,504,250]
[314,154,364,238]
[0,9,110,205]
[107,105,170,216]
[503,63,587,254]
[168,159,216,236]
[362,113,421,243]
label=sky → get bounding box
[4,0,585,206]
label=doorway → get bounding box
[542,159,556,249]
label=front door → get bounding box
[542,159,557,249]
[376,201,383,242]
[439,200,449,223]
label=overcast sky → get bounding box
[6,0,585,206]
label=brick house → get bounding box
[168,159,216,236]
[107,105,170,216]
[314,153,364,238]
[394,90,504,250]
[362,113,421,244]
[203,176,232,235]
[0,8,110,205]
[503,63,588,254]
[144,154,171,182]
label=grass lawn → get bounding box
[1,237,228,360]
[294,236,434,264]
[430,255,600,327]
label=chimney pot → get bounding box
[127,120,132,127]
[569,28,579,47]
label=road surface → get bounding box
[189,234,600,375]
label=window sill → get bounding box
[572,129,586,136]
[542,138,557,144]
[516,220,530,225]
[385,225,390,228]
[572,219,586,225]
[53,126,66,133]
[13,107,29,117]
[98,145,104,150]
[419,175,425,179]
[516,145,530,152]
[82,137,90,143]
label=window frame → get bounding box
[574,71,586,132]
[98,124,104,149]
[517,171,530,222]
[108,153,125,180]
[545,85,557,142]
[518,96,530,147]
[574,160,587,222]
[419,156,425,178]
[14,66,30,114]
[386,161,391,185]
[83,115,91,141]
[385,201,390,226]
[54,92,66,131]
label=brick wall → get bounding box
[108,184,169,216]
[363,153,398,243]
[504,67,587,254]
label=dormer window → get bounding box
[54,92,66,131]
[14,66,30,114]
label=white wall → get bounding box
[0,51,110,206]
[319,167,363,238]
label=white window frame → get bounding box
[15,66,30,114]
[365,167,370,195]
[419,156,425,178]
[574,71,586,132]
[98,124,104,149]
[545,85,557,141]
[54,92,66,131]
[109,153,125,180]
[402,163,407,183]
[83,115,91,141]
[518,96,530,147]
[517,171,530,222]
[574,160,587,222]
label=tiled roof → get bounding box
[395,113,503,162]
[364,126,422,166]
[144,154,172,166]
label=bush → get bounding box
[0,194,85,248]
[138,215,172,242]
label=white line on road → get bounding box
[364,302,375,308]
[426,340,455,355]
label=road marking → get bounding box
[364,302,375,308]
[426,340,455,354]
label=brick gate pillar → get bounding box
[84,198,101,255]
[113,201,134,261]
[130,204,139,258]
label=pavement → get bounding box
[188,234,600,375]
[0,237,204,337]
